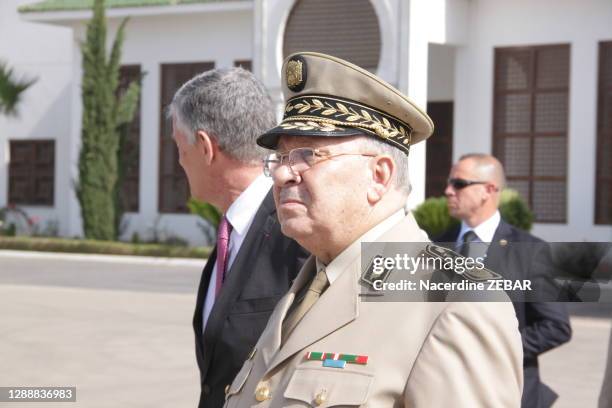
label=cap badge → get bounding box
[286,57,307,92]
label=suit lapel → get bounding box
[435,224,461,246]
[201,191,276,378]
[485,220,513,273]
[193,248,216,378]
[194,248,217,333]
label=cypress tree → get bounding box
[77,0,140,240]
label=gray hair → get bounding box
[359,136,411,194]
[167,67,275,164]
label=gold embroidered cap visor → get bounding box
[257,52,434,156]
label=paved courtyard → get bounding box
[0,250,610,407]
[0,251,204,408]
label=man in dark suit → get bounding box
[435,153,572,408]
[168,68,307,408]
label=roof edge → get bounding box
[18,0,250,14]
[19,0,252,23]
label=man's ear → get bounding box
[367,155,395,204]
[487,183,500,193]
[196,130,217,165]
[480,183,497,204]
[484,183,499,196]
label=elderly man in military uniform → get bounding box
[223,52,523,407]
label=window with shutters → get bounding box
[159,62,215,213]
[283,0,381,72]
[234,60,252,71]
[493,45,570,223]
[595,41,612,225]
[426,102,454,198]
[8,140,55,206]
[118,65,142,213]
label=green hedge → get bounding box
[0,236,211,259]
[412,197,459,239]
[414,189,534,238]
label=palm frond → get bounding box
[0,61,36,116]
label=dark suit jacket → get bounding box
[193,191,308,408]
[435,220,572,408]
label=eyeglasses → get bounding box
[263,147,376,177]
[447,178,489,190]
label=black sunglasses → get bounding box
[447,178,488,190]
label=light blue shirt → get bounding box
[456,210,501,249]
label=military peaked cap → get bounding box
[257,52,434,155]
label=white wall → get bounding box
[427,43,455,102]
[454,0,612,241]
[11,0,610,244]
[258,0,443,208]
[0,0,73,235]
[3,6,253,245]
[103,10,253,245]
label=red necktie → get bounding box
[215,216,232,296]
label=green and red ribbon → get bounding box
[306,351,368,365]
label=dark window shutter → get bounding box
[283,0,381,72]
[234,60,252,71]
[426,102,454,198]
[595,41,612,224]
[118,65,142,213]
[493,45,570,223]
[8,140,55,205]
[159,62,215,213]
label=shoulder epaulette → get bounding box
[423,243,502,282]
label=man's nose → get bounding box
[272,164,301,187]
[444,182,454,197]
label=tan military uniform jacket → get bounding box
[224,213,523,407]
[599,328,612,408]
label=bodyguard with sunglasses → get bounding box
[436,154,572,408]
[222,52,523,408]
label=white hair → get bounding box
[167,67,275,164]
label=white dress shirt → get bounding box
[202,174,273,331]
[456,210,501,248]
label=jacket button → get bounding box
[314,389,327,406]
[255,383,271,402]
[203,384,211,395]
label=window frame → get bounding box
[8,139,56,206]
[492,44,570,224]
[595,41,612,225]
[117,64,142,213]
[158,61,215,213]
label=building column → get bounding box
[254,0,291,121]
[0,127,7,208]
[139,59,160,235]
[397,0,431,209]
[66,30,84,237]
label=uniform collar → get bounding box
[316,208,406,285]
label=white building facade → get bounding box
[1,0,610,245]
